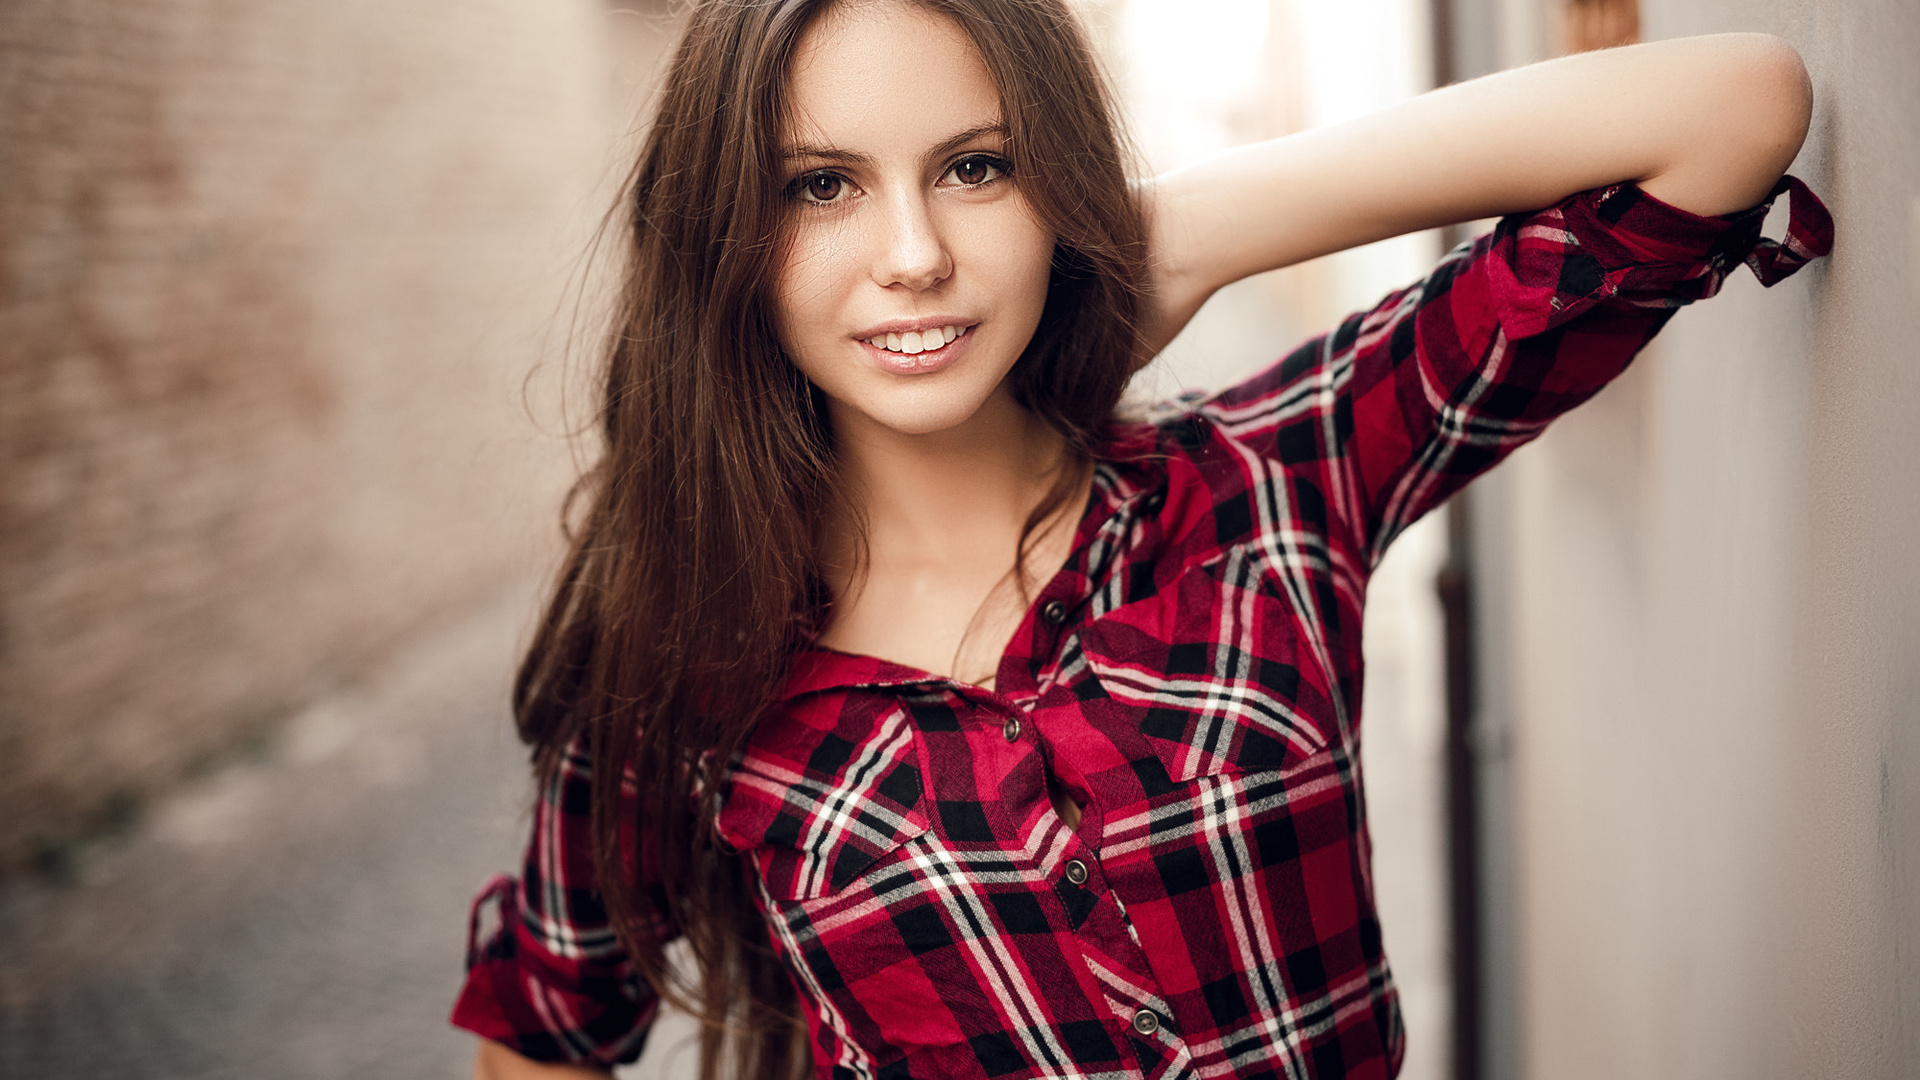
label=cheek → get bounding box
[773,227,862,347]
[1013,232,1055,306]
[970,203,1055,311]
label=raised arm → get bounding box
[1142,32,1813,353]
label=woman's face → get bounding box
[770,0,1056,440]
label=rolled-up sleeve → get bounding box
[1203,174,1832,565]
[450,735,668,1068]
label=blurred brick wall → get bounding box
[0,0,627,868]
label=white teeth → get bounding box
[870,325,967,354]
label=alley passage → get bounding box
[0,589,699,1080]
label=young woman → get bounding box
[451,1,1831,1077]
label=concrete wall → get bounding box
[1468,1,1920,1075]
[0,0,628,870]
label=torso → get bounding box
[715,424,1393,1079]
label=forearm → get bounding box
[1152,33,1812,306]
[474,1039,614,1080]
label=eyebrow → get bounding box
[782,121,1009,166]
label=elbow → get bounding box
[1645,33,1814,216]
[1723,33,1813,187]
[1746,33,1813,166]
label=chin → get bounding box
[869,403,991,437]
[856,383,1003,438]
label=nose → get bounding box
[872,195,952,291]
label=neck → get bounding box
[827,385,1072,578]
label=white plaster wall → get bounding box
[1482,1,1920,1076]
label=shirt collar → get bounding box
[776,649,948,702]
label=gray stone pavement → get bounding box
[0,585,552,1079]
[0,579,708,1080]
[0,557,1446,1080]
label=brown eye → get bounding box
[788,171,849,205]
[944,155,1008,187]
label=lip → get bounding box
[855,315,975,339]
[854,318,977,376]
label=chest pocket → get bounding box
[1077,548,1337,784]
[716,705,931,903]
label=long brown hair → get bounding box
[514,1,1149,1076]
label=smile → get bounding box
[859,323,973,375]
[865,324,970,355]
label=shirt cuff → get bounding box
[1485,173,1833,341]
[448,873,657,1068]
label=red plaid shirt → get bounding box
[452,178,1831,1078]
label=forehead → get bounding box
[783,0,1003,152]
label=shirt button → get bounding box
[1040,600,1069,626]
[1141,489,1165,513]
[1064,859,1089,886]
[1131,1009,1160,1035]
[1002,717,1021,742]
